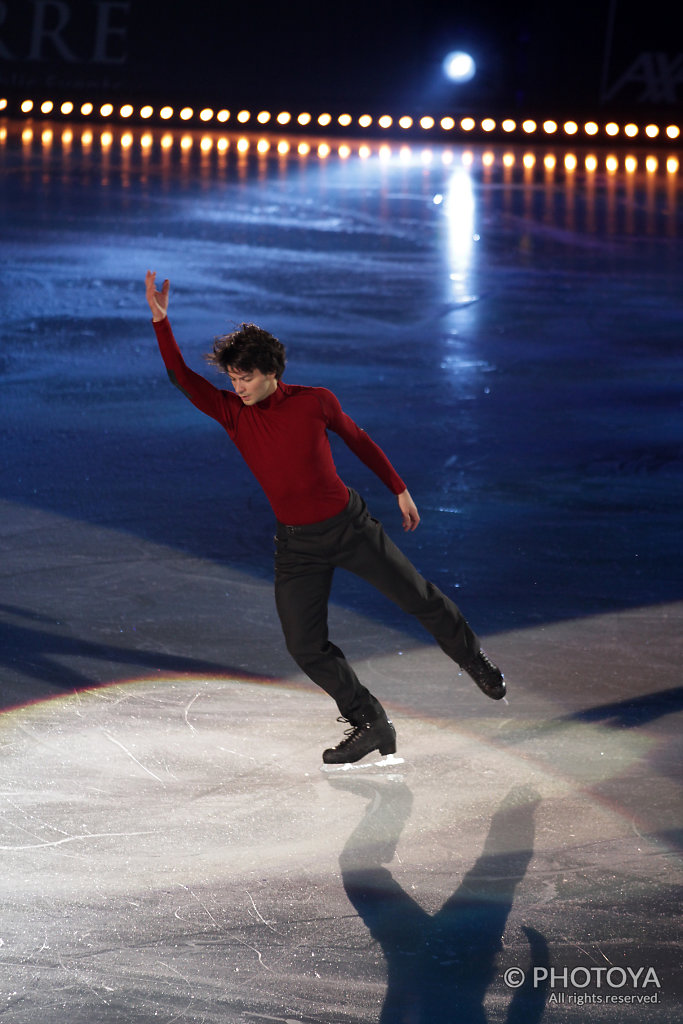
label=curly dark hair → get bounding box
[205,323,286,379]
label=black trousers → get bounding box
[274,489,480,721]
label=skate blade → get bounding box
[319,752,405,774]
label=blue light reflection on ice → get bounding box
[434,163,489,382]
[444,165,477,308]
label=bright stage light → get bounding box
[443,50,476,83]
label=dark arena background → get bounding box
[0,2,681,1023]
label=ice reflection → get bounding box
[436,163,485,382]
[443,165,477,307]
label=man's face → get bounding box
[227,367,278,405]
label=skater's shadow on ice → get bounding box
[332,778,548,1023]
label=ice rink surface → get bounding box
[1,121,681,1021]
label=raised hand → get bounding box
[145,270,170,322]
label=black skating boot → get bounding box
[322,703,397,765]
[462,649,506,700]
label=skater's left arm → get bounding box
[397,488,420,531]
[316,388,419,530]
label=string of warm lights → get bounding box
[1,95,681,144]
[3,121,679,178]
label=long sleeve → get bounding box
[153,316,238,430]
[316,389,406,495]
[149,323,406,523]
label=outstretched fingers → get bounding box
[145,270,170,319]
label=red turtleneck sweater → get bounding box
[153,318,406,525]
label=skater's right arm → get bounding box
[145,270,169,322]
[145,271,235,427]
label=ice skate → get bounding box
[322,705,398,767]
[462,649,506,700]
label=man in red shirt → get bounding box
[145,272,505,766]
